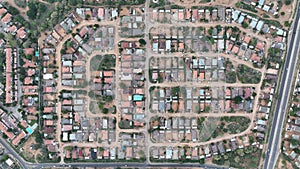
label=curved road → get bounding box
[264,2,300,169]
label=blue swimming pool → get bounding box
[26,127,33,134]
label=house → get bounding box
[24,48,35,56]
[231,138,237,150]
[12,131,26,145]
[98,8,104,20]
[0,39,5,47]
[79,26,89,37]
[256,20,264,31]
[166,147,172,159]
[0,8,7,17]
[16,27,27,39]
[5,48,13,104]
[111,8,118,18]
[1,13,11,24]
[7,25,17,34]
[0,121,14,139]
[211,144,218,155]
[217,142,225,154]
[125,147,132,159]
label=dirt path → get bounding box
[41,1,274,163]
[51,18,139,162]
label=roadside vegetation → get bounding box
[213,148,261,168]
[235,2,258,13]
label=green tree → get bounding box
[285,0,291,5]
[233,96,243,104]
[291,139,300,146]
[8,6,20,15]
[242,22,248,28]
[27,2,38,20]
[139,38,147,46]
[102,108,109,114]
[284,21,290,27]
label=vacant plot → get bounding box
[199,116,251,141]
[225,59,236,83]
[237,65,261,84]
[213,147,261,168]
[221,116,251,134]
[90,54,116,71]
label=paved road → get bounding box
[264,2,300,169]
[0,135,228,169]
[0,137,27,169]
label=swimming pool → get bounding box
[26,127,33,134]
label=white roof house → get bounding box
[43,74,53,80]
[256,20,264,31]
[250,18,258,29]
[5,158,13,167]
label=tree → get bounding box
[281,12,285,16]
[284,21,290,27]
[216,25,222,32]
[88,91,96,99]
[98,102,103,110]
[139,38,147,46]
[232,26,240,32]
[242,22,248,28]
[233,96,243,104]
[290,111,296,116]
[1,155,8,162]
[8,6,20,15]
[285,0,291,5]
[171,86,180,95]
[119,82,127,90]
[60,49,66,55]
[66,41,72,47]
[207,27,213,35]
[102,108,109,114]
[27,2,38,20]
[291,139,300,146]
[204,106,210,112]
